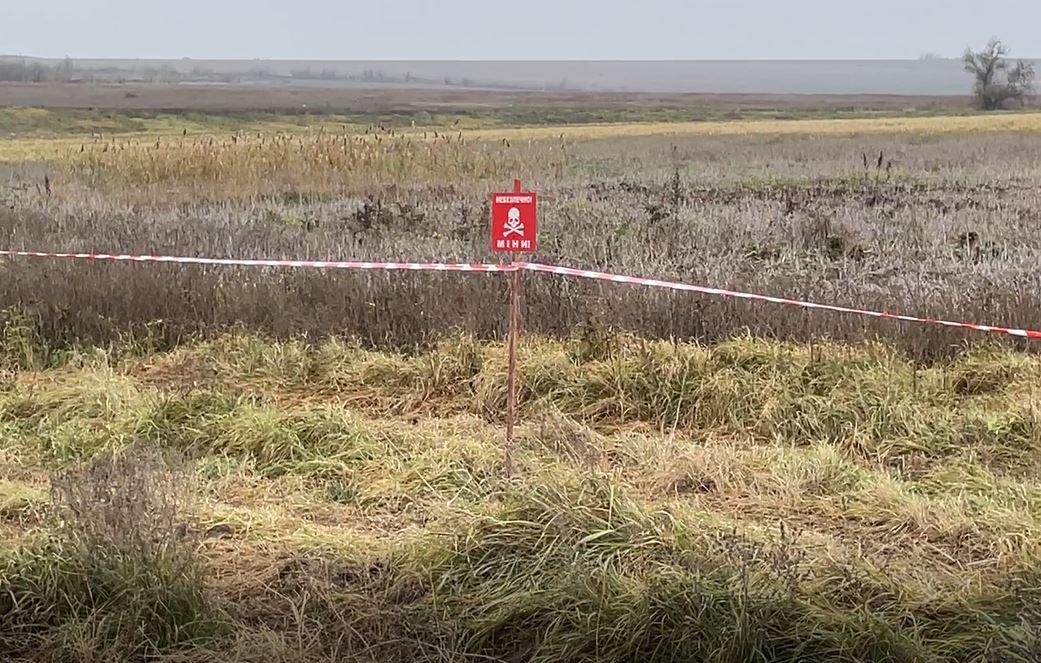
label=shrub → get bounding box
[0,446,224,659]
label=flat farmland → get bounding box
[2,88,1041,662]
[0,81,979,113]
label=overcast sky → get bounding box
[5,0,1040,61]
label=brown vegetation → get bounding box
[0,81,977,114]
[2,128,1041,359]
[2,107,1041,660]
[1,333,1041,661]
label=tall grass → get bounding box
[75,127,563,201]
[398,475,1040,662]
[1,333,1040,660]
[5,104,1041,661]
[4,130,1041,358]
[0,447,223,660]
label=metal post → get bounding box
[504,178,524,478]
[505,266,521,478]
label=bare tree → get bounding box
[963,39,1036,110]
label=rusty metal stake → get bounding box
[504,264,521,478]
[504,178,525,479]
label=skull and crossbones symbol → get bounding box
[503,207,525,237]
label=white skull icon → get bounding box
[504,207,525,237]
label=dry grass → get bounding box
[462,110,1041,140]
[2,106,1041,660]
[3,109,1040,164]
[1,447,224,660]
[75,129,560,202]
[4,127,1041,358]
[1,333,1040,660]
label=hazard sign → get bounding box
[491,189,538,253]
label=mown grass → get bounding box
[463,111,1041,141]
[1,332,1040,660]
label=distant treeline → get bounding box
[0,57,553,90]
[0,57,204,84]
[0,57,80,83]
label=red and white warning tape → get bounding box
[0,250,511,273]
[1,249,1038,341]
[521,263,1041,341]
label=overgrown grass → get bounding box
[1,333,1040,660]
[0,447,224,660]
[72,128,563,201]
[3,102,1041,660]
[406,476,1041,662]
[4,331,1040,469]
[5,126,1041,359]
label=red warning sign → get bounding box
[491,188,538,253]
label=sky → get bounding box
[4,0,1040,61]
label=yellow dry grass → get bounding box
[465,111,1041,140]
[3,112,1041,163]
[4,334,1041,660]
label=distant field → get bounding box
[9,56,1041,94]
[0,82,978,114]
[2,104,1040,163]
[464,112,1041,140]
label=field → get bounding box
[9,57,1041,95]
[2,91,1041,661]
